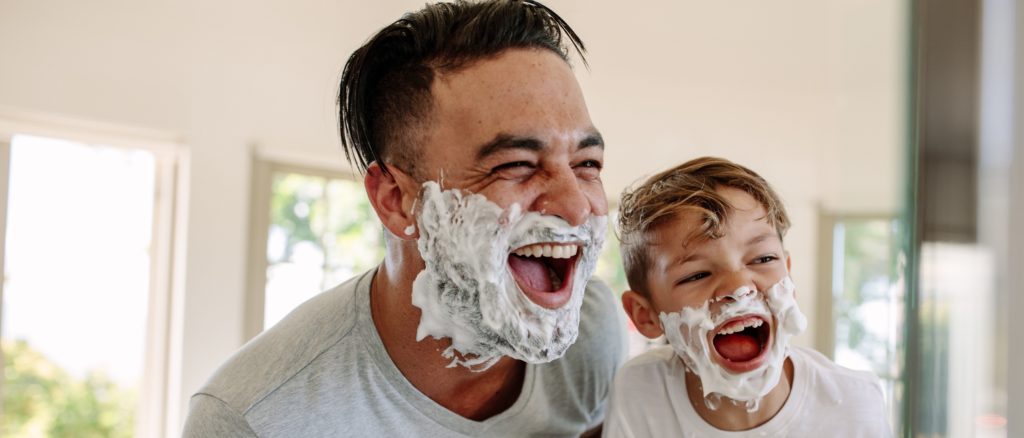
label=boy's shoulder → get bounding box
[611,345,681,396]
[791,346,883,384]
[789,345,886,404]
[617,344,678,375]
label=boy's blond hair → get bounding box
[618,156,790,294]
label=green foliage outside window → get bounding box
[2,339,136,438]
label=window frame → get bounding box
[0,108,185,438]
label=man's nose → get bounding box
[533,168,593,226]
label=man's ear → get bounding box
[622,290,665,339]
[365,162,419,240]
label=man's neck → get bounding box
[370,254,526,421]
[684,357,795,431]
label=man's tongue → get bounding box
[713,333,761,362]
[508,255,553,292]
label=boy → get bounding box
[604,157,891,437]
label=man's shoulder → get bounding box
[579,278,623,333]
[572,278,627,370]
[193,271,372,415]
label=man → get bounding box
[182,1,625,436]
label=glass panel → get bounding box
[831,217,904,432]
[263,172,384,330]
[3,134,154,437]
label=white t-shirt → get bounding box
[603,345,892,438]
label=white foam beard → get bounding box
[659,277,807,404]
[410,181,607,371]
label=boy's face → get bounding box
[624,186,794,374]
[643,187,789,316]
[623,185,807,402]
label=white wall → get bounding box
[0,0,907,434]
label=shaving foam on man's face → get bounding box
[411,181,606,371]
[659,276,807,403]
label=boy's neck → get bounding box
[684,357,795,431]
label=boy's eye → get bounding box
[677,272,710,285]
[752,255,778,264]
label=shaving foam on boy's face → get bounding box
[411,181,606,371]
[659,276,807,402]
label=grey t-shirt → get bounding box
[182,269,626,437]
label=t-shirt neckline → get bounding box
[354,269,538,435]
[672,348,810,436]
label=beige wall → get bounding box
[0,0,908,434]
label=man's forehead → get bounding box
[431,50,579,110]
[422,48,596,161]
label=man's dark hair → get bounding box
[338,0,586,176]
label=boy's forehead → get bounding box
[646,203,776,258]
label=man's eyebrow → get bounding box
[475,130,605,161]
[475,134,543,161]
[580,132,604,150]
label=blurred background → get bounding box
[0,0,1019,436]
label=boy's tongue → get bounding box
[508,255,553,291]
[713,333,760,362]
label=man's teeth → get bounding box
[511,243,578,259]
[717,318,764,335]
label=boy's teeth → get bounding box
[717,318,764,336]
[512,243,578,259]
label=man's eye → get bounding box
[491,161,535,177]
[574,160,602,179]
[575,159,603,169]
[677,272,709,285]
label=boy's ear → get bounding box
[785,250,792,272]
[622,290,665,339]
[365,162,419,240]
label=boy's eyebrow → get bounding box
[674,248,705,266]
[747,231,776,246]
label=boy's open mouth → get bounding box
[710,315,773,373]
[507,242,580,309]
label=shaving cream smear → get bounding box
[659,277,807,404]
[411,181,606,371]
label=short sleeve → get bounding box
[182,393,258,437]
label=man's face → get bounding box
[415,48,606,307]
[403,48,608,369]
[642,187,804,401]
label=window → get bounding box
[1,132,179,438]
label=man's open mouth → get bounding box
[709,315,773,373]
[506,242,580,309]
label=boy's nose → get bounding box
[712,269,758,303]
